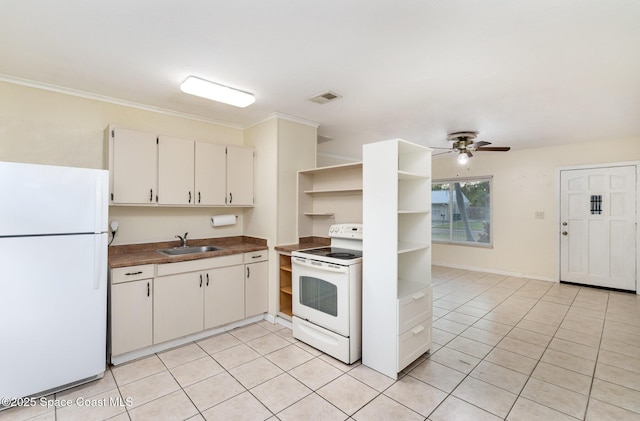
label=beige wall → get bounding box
[431,137,640,281]
[0,81,247,244]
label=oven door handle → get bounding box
[292,258,348,273]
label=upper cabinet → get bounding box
[158,136,195,206]
[195,142,226,206]
[109,127,158,205]
[226,146,254,206]
[106,125,254,207]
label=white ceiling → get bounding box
[2,0,639,160]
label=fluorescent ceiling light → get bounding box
[180,76,255,108]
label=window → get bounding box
[432,177,492,246]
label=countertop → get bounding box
[109,236,268,268]
[274,236,330,253]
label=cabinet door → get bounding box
[111,279,153,355]
[158,136,195,205]
[154,272,204,343]
[195,142,226,206]
[204,265,244,329]
[112,128,157,204]
[245,260,269,317]
[226,146,254,206]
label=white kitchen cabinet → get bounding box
[244,251,269,317]
[107,125,254,207]
[109,127,158,205]
[226,146,254,206]
[153,271,204,344]
[154,254,245,344]
[195,142,226,206]
[158,136,195,205]
[362,139,432,379]
[204,265,245,329]
[109,265,154,356]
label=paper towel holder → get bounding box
[211,214,238,227]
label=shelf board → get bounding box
[398,170,430,180]
[304,188,363,196]
[280,286,292,295]
[299,162,362,175]
[398,242,430,254]
[279,308,293,317]
[280,265,292,273]
[303,212,335,217]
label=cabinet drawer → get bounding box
[111,264,155,284]
[244,250,267,263]
[397,315,432,372]
[397,285,432,334]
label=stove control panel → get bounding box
[329,223,363,240]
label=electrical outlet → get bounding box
[534,211,545,220]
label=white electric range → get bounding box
[291,223,363,364]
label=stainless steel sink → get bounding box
[157,245,222,256]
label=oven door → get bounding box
[292,256,350,337]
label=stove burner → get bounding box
[326,252,356,259]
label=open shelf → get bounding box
[398,242,430,254]
[303,188,362,196]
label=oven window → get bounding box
[299,276,338,317]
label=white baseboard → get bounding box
[432,262,556,283]
[110,314,266,366]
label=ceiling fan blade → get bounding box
[475,146,511,152]
[471,141,491,148]
[433,150,453,156]
[429,146,454,150]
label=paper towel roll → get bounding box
[211,214,236,227]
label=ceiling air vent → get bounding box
[309,91,342,104]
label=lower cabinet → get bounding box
[154,271,206,344]
[109,265,154,356]
[204,265,245,329]
[244,251,269,317]
[110,251,269,360]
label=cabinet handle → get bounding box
[206,273,209,286]
[188,191,192,203]
[125,271,143,276]
[229,192,232,204]
[198,192,201,203]
[411,292,425,301]
[411,325,425,335]
[200,274,203,288]
[247,267,250,278]
[252,255,262,259]
[149,189,153,202]
[147,282,150,297]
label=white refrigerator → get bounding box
[0,161,108,402]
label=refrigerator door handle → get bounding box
[93,234,107,290]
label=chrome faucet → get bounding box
[175,232,188,247]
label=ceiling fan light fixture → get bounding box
[457,151,470,165]
[180,76,255,108]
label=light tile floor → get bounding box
[3,266,640,420]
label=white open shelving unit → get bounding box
[362,139,432,379]
[297,162,363,237]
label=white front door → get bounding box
[560,165,637,291]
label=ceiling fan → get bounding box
[432,131,511,164]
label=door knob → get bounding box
[562,231,568,236]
